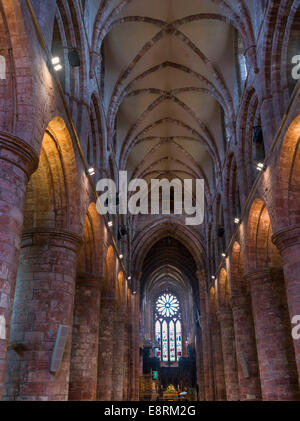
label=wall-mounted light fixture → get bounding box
[51,46,81,72]
[256,162,265,172]
[51,56,63,71]
[85,167,95,176]
[234,217,240,224]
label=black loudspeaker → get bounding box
[68,48,81,67]
[120,226,127,236]
[50,325,70,374]
[217,226,225,238]
[253,126,263,144]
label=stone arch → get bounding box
[218,268,230,309]
[76,202,103,276]
[246,198,281,273]
[0,0,34,138]
[275,114,300,229]
[23,117,81,234]
[103,245,116,298]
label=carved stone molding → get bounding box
[77,272,104,289]
[21,228,82,251]
[272,224,300,252]
[0,131,39,178]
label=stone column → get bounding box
[246,270,300,400]
[195,328,205,401]
[197,271,214,400]
[3,229,81,401]
[0,133,38,398]
[128,319,134,401]
[273,225,300,385]
[69,273,102,401]
[112,316,125,401]
[97,296,116,401]
[218,309,240,401]
[133,293,140,401]
[230,294,261,400]
[210,314,226,400]
[122,318,130,401]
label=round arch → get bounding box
[23,116,81,234]
[246,198,281,273]
[275,114,300,229]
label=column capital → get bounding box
[243,269,271,283]
[272,224,300,252]
[77,272,104,290]
[230,293,250,310]
[217,308,233,323]
[0,131,39,178]
[21,228,82,251]
[101,295,117,305]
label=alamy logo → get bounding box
[0,55,5,80]
[0,314,6,340]
[292,315,300,340]
[96,172,205,226]
[292,55,300,80]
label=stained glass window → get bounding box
[154,293,182,363]
[176,320,182,358]
[162,321,168,361]
[156,293,179,317]
[169,321,175,361]
[155,321,161,358]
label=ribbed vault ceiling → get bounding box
[100,0,242,200]
[141,237,198,299]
